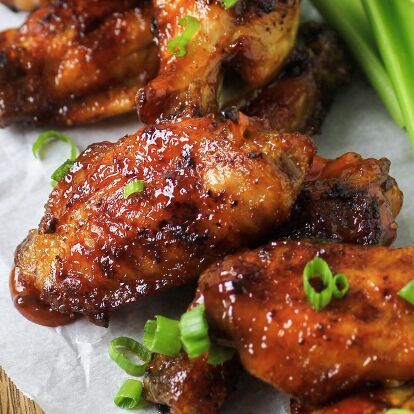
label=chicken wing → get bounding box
[199,240,414,405]
[0,0,158,126]
[12,114,314,326]
[278,153,403,245]
[137,0,300,124]
[242,22,349,135]
[291,384,414,414]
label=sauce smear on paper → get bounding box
[10,267,77,327]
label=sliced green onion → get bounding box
[310,0,404,128]
[303,257,335,312]
[143,315,181,357]
[32,130,77,160]
[386,410,413,414]
[123,179,144,199]
[180,304,210,358]
[108,337,152,376]
[113,379,143,410]
[222,0,239,9]
[362,0,414,150]
[398,280,414,306]
[207,343,235,366]
[332,273,350,298]
[167,16,201,57]
[32,130,79,186]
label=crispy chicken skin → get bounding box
[291,384,414,414]
[200,240,414,405]
[143,352,240,414]
[137,0,300,123]
[0,0,158,126]
[13,114,314,325]
[278,153,403,245]
[243,22,349,135]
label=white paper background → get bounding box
[0,3,413,413]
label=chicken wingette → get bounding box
[13,114,314,326]
[137,0,300,123]
[0,0,158,125]
[199,240,414,405]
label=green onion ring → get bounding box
[386,410,413,414]
[143,315,181,357]
[332,273,350,298]
[167,16,201,57]
[398,280,414,306]
[180,304,210,358]
[123,179,145,199]
[108,337,151,376]
[303,257,335,312]
[222,0,239,9]
[113,379,143,409]
[207,343,235,366]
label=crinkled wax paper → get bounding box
[0,2,413,413]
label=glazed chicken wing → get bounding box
[137,0,300,123]
[199,240,414,405]
[291,384,414,414]
[0,0,158,125]
[13,114,314,326]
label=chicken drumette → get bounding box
[137,0,300,123]
[0,0,158,125]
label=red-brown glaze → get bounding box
[13,114,314,326]
[200,240,414,405]
[137,0,300,123]
[10,267,77,327]
[0,0,158,126]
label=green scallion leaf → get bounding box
[386,410,413,414]
[310,0,404,129]
[222,0,239,9]
[180,304,210,358]
[108,337,152,376]
[32,130,78,186]
[143,315,181,357]
[113,379,143,410]
[207,343,235,366]
[362,0,414,150]
[167,16,201,57]
[398,280,414,306]
[123,179,144,199]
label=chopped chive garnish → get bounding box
[398,280,414,306]
[143,315,181,357]
[180,304,210,358]
[222,0,239,9]
[113,379,143,410]
[123,179,144,199]
[32,130,78,187]
[303,257,350,311]
[167,16,201,57]
[108,337,151,376]
[207,343,235,366]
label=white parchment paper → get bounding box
[0,3,413,413]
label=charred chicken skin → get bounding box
[137,0,300,124]
[199,240,414,405]
[291,384,414,414]
[278,153,403,246]
[0,0,158,126]
[13,114,314,326]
